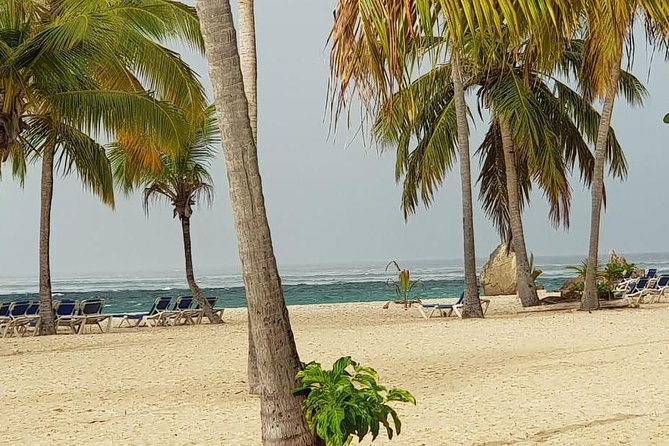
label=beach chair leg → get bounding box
[417,306,428,319]
[452,305,463,318]
[32,318,41,337]
[78,318,87,335]
[106,317,112,333]
[482,300,490,315]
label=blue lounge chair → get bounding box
[192,297,225,324]
[164,296,196,326]
[617,278,651,307]
[645,269,658,279]
[53,300,79,334]
[0,302,10,319]
[0,302,11,329]
[117,297,172,328]
[418,293,491,319]
[1,301,40,337]
[71,299,112,334]
[644,276,669,303]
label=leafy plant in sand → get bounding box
[294,357,415,446]
[384,261,421,309]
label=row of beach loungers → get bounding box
[614,268,669,306]
[417,268,668,318]
[0,296,225,338]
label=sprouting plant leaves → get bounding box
[294,357,416,446]
[385,261,422,308]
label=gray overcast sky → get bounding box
[1,1,668,278]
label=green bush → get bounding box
[294,357,416,446]
[604,261,636,282]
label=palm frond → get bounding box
[48,90,188,149]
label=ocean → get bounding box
[1,253,668,314]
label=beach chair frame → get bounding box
[418,296,490,319]
[644,276,669,304]
[620,278,651,307]
[193,297,225,324]
[53,300,79,334]
[118,297,173,328]
[1,301,41,338]
[162,296,196,326]
[71,299,112,334]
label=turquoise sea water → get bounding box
[1,253,667,314]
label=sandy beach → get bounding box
[1,295,669,445]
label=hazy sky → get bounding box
[1,1,668,278]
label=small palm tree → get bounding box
[111,106,222,324]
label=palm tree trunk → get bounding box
[38,142,56,335]
[196,1,316,444]
[582,60,622,311]
[451,50,483,318]
[180,215,222,324]
[239,0,258,140]
[499,120,540,307]
[247,322,261,393]
[238,0,261,395]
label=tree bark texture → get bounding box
[451,51,483,318]
[196,1,316,444]
[499,119,540,307]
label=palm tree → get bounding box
[329,0,583,317]
[374,40,641,307]
[0,0,204,334]
[451,50,482,317]
[110,107,222,324]
[195,0,316,444]
[238,0,261,395]
[580,1,669,309]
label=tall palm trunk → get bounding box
[239,0,258,140]
[499,120,540,307]
[196,1,316,444]
[38,143,56,335]
[582,59,622,310]
[238,0,261,395]
[180,215,222,324]
[451,50,483,318]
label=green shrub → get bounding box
[604,261,636,282]
[565,259,614,299]
[294,357,416,446]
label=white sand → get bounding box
[1,295,669,445]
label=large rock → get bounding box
[480,243,517,296]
